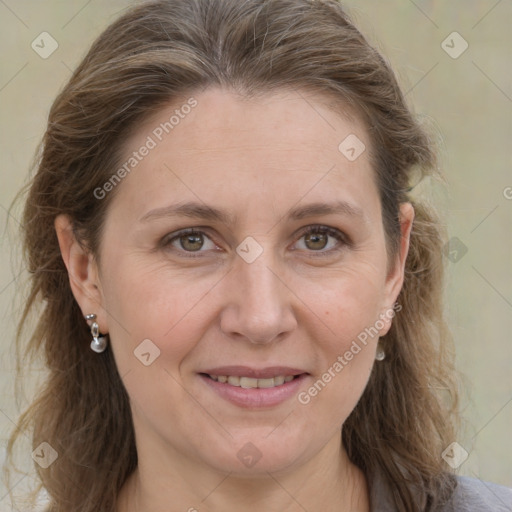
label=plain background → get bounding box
[1,0,511,506]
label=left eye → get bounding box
[293,226,346,253]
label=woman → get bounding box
[5,0,511,510]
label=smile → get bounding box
[206,374,297,388]
[199,367,309,408]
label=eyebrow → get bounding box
[139,201,236,225]
[139,200,365,225]
[287,201,364,221]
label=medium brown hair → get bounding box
[5,1,459,510]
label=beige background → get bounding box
[1,0,511,506]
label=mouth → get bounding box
[198,366,309,408]
[201,373,300,389]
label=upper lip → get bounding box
[200,366,308,379]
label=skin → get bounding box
[55,87,414,512]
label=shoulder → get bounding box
[368,469,511,512]
[441,475,512,512]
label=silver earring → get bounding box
[85,314,108,353]
[375,341,386,361]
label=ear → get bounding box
[54,214,108,333]
[378,202,414,335]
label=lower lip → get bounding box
[199,374,308,408]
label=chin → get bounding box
[194,429,314,476]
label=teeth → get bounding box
[208,374,298,388]
[240,377,258,388]
[256,378,276,388]
[227,376,240,386]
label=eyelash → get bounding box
[160,225,350,259]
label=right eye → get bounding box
[161,228,220,257]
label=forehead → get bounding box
[108,87,380,222]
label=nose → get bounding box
[219,253,298,345]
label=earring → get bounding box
[375,341,386,361]
[84,314,108,353]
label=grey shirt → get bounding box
[370,472,512,511]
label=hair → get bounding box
[5,1,460,511]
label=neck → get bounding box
[117,435,369,512]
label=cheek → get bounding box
[295,263,385,412]
[100,256,223,372]
[306,260,387,340]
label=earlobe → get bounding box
[54,214,108,332]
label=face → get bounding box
[82,88,411,476]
